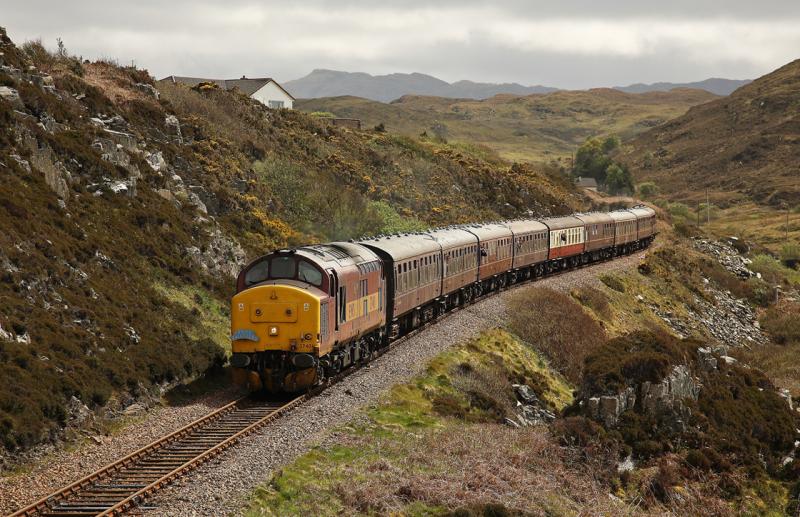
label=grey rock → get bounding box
[29,149,72,199]
[134,82,159,99]
[189,185,219,216]
[779,389,793,410]
[123,403,146,416]
[512,383,539,404]
[0,85,23,109]
[108,179,136,197]
[184,228,246,278]
[157,188,181,207]
[0,323,12,341]
[146,151,167,172]
[583,365,699,431]
[67,396,92,424]
[9,153,31,173]
[165,114,183,143]
[697,347,718,371]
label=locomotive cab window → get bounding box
[298,260,322,286]
[270,256,295,278]
[244,260,269,286]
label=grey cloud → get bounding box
[2,1,798,88]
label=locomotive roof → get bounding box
[295,242,379,267]
[575,212,615,225]
[505,219,549,234]
[461,222,513,241]
[359,233,440,262]
[541,215,584,231]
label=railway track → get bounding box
[9,396,304,517]
[9,246,650,517]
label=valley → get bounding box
[298,88,717,164]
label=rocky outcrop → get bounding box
[693,238,755,278]
[581,364,701,430]
[505,384,557,427]
[184,228,246,278]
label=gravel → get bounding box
[0,252,644,517]
[0,386,242,515]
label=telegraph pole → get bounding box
[786,203,790,243]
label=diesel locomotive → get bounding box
[230,206,657,392]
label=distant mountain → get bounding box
[624,60,800,206]
[615,78,751,96]
[283,69,557,102]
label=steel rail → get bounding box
[8,397,304,517]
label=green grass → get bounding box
[153,282,231,354]
[245,329,575,516]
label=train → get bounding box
[230,206,657,393]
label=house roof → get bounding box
[161,76,296,100]
[575,176,598,188]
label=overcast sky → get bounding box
[3,0,799,89]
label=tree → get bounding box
[573,138,612,183]
[601,135,621,154]
[605,164,634,195]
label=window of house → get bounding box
[268,100,285,109]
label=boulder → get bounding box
[189,185,220,215]
[0,323,12,341]
[66,396,92,424]
[512,384,539,404]
[0,85,23,109]
[165,114,183,143]
[134,82,159,99]
[146,151,167,172]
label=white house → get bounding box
[162,76,295,109]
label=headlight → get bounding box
[269,326,279,336]
[303,333,312,340]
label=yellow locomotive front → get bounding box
[230,251,330,392]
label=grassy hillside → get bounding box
[297,88,717,164]
[0,30,579,455]
[624,59,800,207]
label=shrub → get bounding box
[750,254,791,285]
[570,287,611,320]
[507,287,605,384]
[759,302,800,345]
[638,181,659,198]
[780,243,800,268]
[599,274,625,293]
[581,330,695,395]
